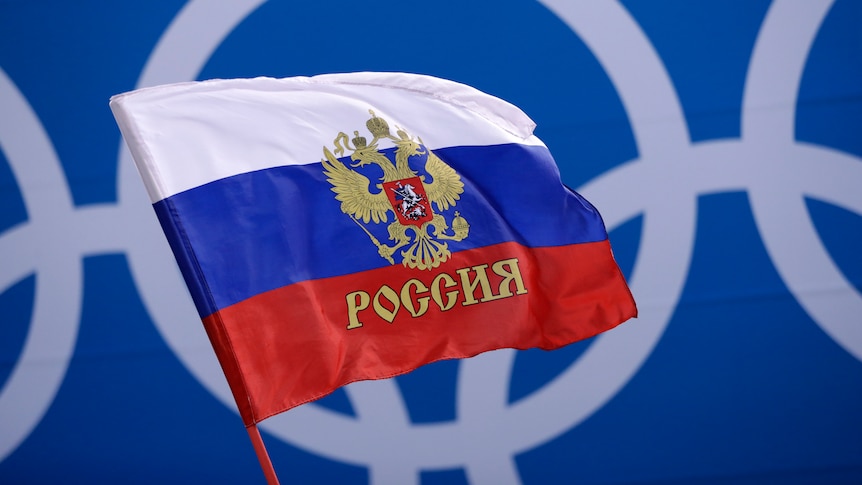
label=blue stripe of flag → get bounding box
[153,143,608,317]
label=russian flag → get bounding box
[110,73,636,426]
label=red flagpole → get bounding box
[246,424,281,484]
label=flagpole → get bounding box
[246,424,281,485]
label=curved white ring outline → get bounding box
[742,0,862,361]
[0,68,82,461]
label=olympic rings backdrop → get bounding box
[1,1,860,483]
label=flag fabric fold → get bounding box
[110,72,636,426]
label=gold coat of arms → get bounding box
[322,110,470,270]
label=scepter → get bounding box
[349,215,394,264]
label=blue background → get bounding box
[1,1,860,483]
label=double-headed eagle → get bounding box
[321,110,470,270]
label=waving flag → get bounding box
[110,72,636,428]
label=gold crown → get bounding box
[366,110,391,139]
[351,130,367,149]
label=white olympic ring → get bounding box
[0,67,83,461]
[0,1,859,483]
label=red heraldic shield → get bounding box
[383,176,434,227]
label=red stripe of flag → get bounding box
[203,240,636,425]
